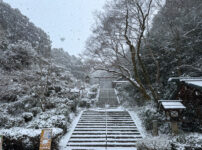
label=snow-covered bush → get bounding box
[90,84,98,93]
[0,128,63,150]
[138,103,170,134]
[0,41,36,71]
[171,133,202,149]
[69,100,79,113]
[79,99,90,108]
[137,137,171,150]
[0,114,24,129]
[22,112,33,122]
[30,107,42,117]
[87,92,97,99]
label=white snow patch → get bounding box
[0,127,63,139]
[186,81,202,87]
[70,87,80,93]
[128,110,147,138]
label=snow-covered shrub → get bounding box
[0,128,63,150]
[27,111,68,131]
[22,112,33,122]
[87,92,97,99]
[90,84,98,93]
[44,101,56,109]
[30,107,42,117]
[138,103,170,134]
[70,100,79,113]
[79,99,90,108]
[55,103,70,119]
[1,93,17,102]
[0,41,36,71]
[0,114,24,128]
[139,108,160,130]
[171,133,202,149]
[137,138,171,150]
[68,92,80,100]
[59,71,72,81]
[53,86,61,93]
[50,115,67,130]
[7,101,25,115]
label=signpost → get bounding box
[158,100,186,135]
[0,135,3,150]
[39,129,52,150]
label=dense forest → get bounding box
[85,0,202,101]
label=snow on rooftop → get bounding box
[160,101,186,110]
[168,77,202,82]
[185,81,202,87]
[168,77,202,90]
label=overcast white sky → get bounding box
[4,0,106,56]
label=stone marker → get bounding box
[152,120,158,136]
[39,129,52,150]
[171,122,178,135]
[0,135,2,150]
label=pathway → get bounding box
[66,78,142,150]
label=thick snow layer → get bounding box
[0,127,63,139]
[161,101,186,109]
[186,81,202,87]
[168,77,202,82]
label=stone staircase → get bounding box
[97,88,119,108]
[67,110,142,150]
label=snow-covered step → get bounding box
[78,121,135,124]
[74,129,139,131]
[77,121,135,124]
[79,119,133,121]
[79,120,133,122]
[79,120,134,122]
[72,131,140,134]
[75,126,137,129]
[68,142,137,147]
[70,135,142,139]
[69,139,138,142]
[67,110,142,150]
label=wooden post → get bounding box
[171,121,178,135]
[152,120,158,136]
[0,135,3,150]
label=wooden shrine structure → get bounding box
[168,77,202,132]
